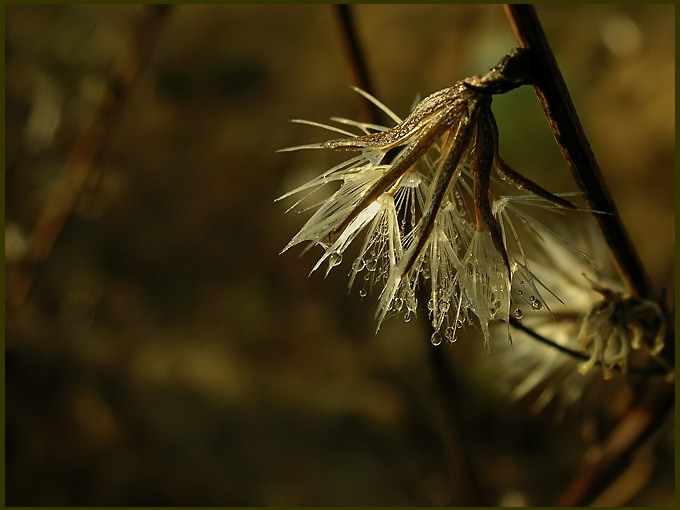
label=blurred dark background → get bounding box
[5,4,674,506]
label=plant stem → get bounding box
[427,343,483,505]
[557,377,674,506]
[30,4,172,263]
[502,4,654,301]
[334,7,483,503]
[503,5,674,505]
[509,318,668,376]
[7,5,172,312]
[333,5,383,125]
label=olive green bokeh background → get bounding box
[5,4,674,506]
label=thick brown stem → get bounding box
[503,4,653,301]
[503,5,674,506]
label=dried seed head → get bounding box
[279,53,581,349]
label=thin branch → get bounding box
[427,340,484,505]
[509,318,669,376]
[333,4,383,125]
[31,5,171,262]
[502,5,674,506]
[8,5,172,310]
[334,5,483,503]
[557,377,674,506]
[502,4,654,301]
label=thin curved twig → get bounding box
[557,377,674,506]
[509,318,669,376]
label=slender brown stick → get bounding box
[502,4,653,301]
[31,5,172,262]
[427,345,483,505]
[333,5,383,125]
[8,5,172,311]
[509,318,668,376]
[557,378,674,506]
[334,6,483,503]
[503,4,675,367]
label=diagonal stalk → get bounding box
[502,4,654,301]
[7,5,172,312]
[333,4,383,125]
[503,5,674,506]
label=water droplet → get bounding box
[409,297,418,311]
[513,308,523,319]
[517,290,523,296]
[531,299,543,311]
[394,297,404,311]
[529,295,536,302]
[359,288,367,298]
[366,257,378,271]
[431,331,442,346]
[456,319,464,329]
[445,326,456,341]
[328,251,342,267]
[404,311,411,322]
[427,298,435,311]
[352,258,365,272]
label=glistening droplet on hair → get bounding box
[431,331,442,346]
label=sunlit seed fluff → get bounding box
[575,283,666,379]
[460,229,511,349]
[279,80,578,351]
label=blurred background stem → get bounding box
[7,5,172,311]
[334,5,483,504]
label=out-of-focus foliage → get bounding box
[5,4,674,506]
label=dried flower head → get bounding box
[278,51,580,349]
[575,277,666,378]
[489,226,670,415]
